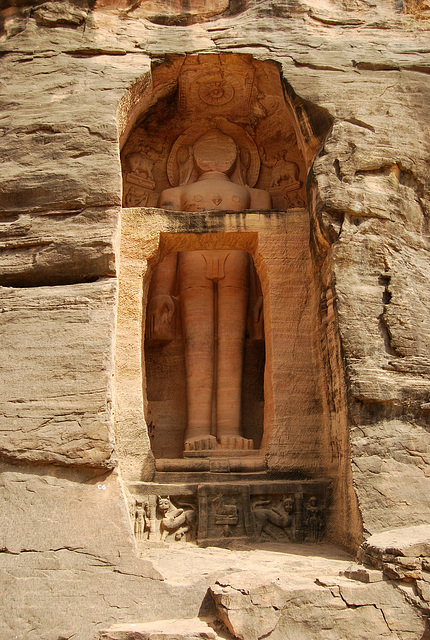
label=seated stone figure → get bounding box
[149,128,271,453]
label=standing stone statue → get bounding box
[147,128,271,453]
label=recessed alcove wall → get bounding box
[116,208,326,476]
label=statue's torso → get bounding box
[181,179,250,212]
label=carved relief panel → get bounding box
[128,482,329,546]
[121,55,307,212]
[129,494,197,543]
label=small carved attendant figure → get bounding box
[124,150,157,207]
[269,157,304,208]
[304,496,324,543]
[270,158,301,191]
[124,151,156,188]
[134,500,150,541]
[149,129,271,453]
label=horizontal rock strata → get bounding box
[0,0,429,638]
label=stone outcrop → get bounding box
[359,525,430,618]
[210,570,426,640]
[0,0,429,638]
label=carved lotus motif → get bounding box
[199,80,235,106]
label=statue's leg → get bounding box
[216,251,253,450]
[179,252,217,451]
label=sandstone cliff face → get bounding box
[0,0,429,638]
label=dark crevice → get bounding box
[403,65,430,75]
[0,273,114,289]
[348,396,427,426]
[333,158,343,181]
[65,48,127,58]
[352,61,401,72]
[308,11,364,26]
[128,0,248,26]
[378,312,397,356]
[377,271,398,357]
[343,117,376,133]
[378,274,392,304]
[213,42,274,52]
[293,60,346,72]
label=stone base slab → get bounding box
[156,456,266,473]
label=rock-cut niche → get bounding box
[119,55,340,547]
[121,55,321,459]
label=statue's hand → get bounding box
[247,295,264,341]
[147,294,176,340]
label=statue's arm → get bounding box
[249,188,272,210]
[149,252,178,297]
[158,186,183,211]
[147,252,178,340]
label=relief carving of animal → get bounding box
[252,497,295,540]
[157,496,196,542]
[270,159,300,190]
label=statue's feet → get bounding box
[218,436,254,450]
[184,435,217,451]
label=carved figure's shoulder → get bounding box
[249,187,272,210]
[158,186,183,210]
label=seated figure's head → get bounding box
[193,129,238,176]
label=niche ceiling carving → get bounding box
[121,55,307,211]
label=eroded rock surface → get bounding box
[210,569,425,640]
[0,280,117,468]
[0,0,429,638]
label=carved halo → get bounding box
[167,117,261,188]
